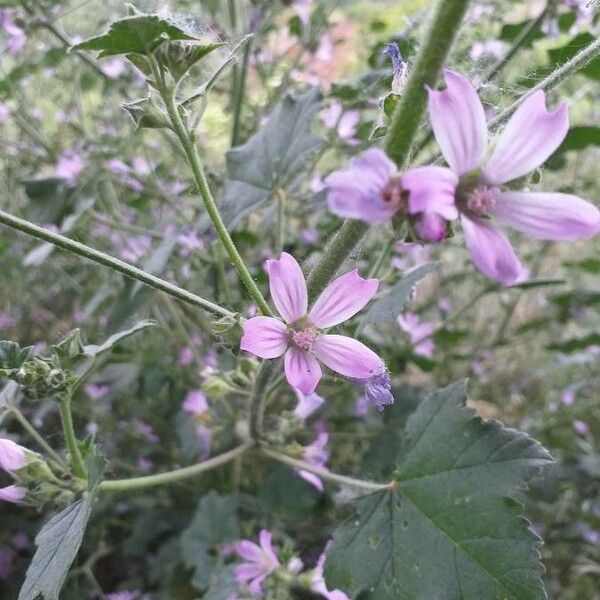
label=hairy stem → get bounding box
[58,394,87,479]
[261,447,392,491]
[0,209,233,319]
[249,361,276,440]
[99,442,252,492]
[384,0,472,166]
[157,78,272,316]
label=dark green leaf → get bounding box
[499,19,544,46]
[358,263,439,331]
[122,97,171,129]
[556,126,600,154]
[0,341,32,370]
[325,381,552,600]
[72,14,205,57]
[547,333,600,353]
[564,258,600,274]
[221,88,324,229]
[82,320,156,358]
[547,33,600,81]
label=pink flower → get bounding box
[184,390,209,415]
[102,57,126,78]
[397,313,436,359]
[573,420,589,436]
[234,529,280,595]
[178,346,195,366]
[321,101,359,145]
[297,431,329,491]
[293,389,325,421]
[106,592,140,600]
[325,149,457,239]
[241,253,385,394]
[55,152,84,185]
[312,542,350,600]
[0,485,26,504]
[292,0,312,24]
[427,69,600,285]
[85,383,109,399]
[183,391,212,459]
[561,387,576,406]
[0,439,27,473]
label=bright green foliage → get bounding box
[324,381,552,600]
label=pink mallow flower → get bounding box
[321,101,359,145]
[0,485,26,504]
[0,438,27,473]
[312,542,350,600]
[234,529,280,595]
[183,391,212,459]
[426,69,600,285]
[397,313,436,359]
[293,389,325,421]
[325,149,457,243]
[297,430,329,492]
[241,252,386,395]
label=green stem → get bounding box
[275,187,286,253]
[249,361,276,440]
[306,221,369,300]
[231,38,252,147]
[384,0,472,166]
[58,395,87,479]
[6,407,66,467]
[100,442,252,492]
[368,235,395,278]
[261,447,392,491]
[0,209,233,319]
[157,77,272,317]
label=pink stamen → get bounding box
[291,327,319,351]
[467,186,496,215]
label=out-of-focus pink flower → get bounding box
[427,69,600,285]
[178,346,195,366]
[292,0,312,24]
[397,313,436,358]
[0,439,27,473]
[106,592,140,600]
[325,149,457,237]
[392,242,431,271]
[234,529,280,595]
[241,253,385,395]
[0,102,9,123]
[299,227,319,245]
[178,230,203,257]
[355,394,370,417]
[133,420,159,444]
[293,389,325,421]
[297,431,329,491]
[0,546,15,581]
[309,172,325,193]
[55,152,84,185]
[85,383,109,400]
[470,40,506,61]
[321,101,359,145]
[0,313,16,330]
[102,57,126,78]
[573,420,589,436]
[0,485,26,504]
[132,156,151,176]
[0,10,26,54]
[312,541,350,600]
[184,390,209,415]
[561,387,576,406]
[183,391,212,459]
[11,531,28,550]
[120,235,152,263]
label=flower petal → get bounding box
[259,529,279,566]
[325,149,397,224]
[312,335,384,379]
[240,317,288,359]
[297,470,324,492]
[266,252,308,323]
[0,439,27,473]
[235,541,264,562]
[309,270,379,328]
[484,91,569,184]
[402,166,459,220]
[234,563,263,582]
[491,191,600,240]
[284,347,322,395]
[460,214,528,286]
[426,69,488,175]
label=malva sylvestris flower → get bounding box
[0,438,27,473]
[325,148,458,243]
[427,69,600,285]
[0,485,26,504]
[234,529,280,595]
[241,252,387,395]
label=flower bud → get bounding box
[413,212,448,243]
[0,484,26,504]
[0,439,27,473]
[202,374,235,399]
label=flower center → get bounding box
[466,186,496,215]
[291,327,319,351]
[380,176,406,211]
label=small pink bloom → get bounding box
[102,57,126,78]
[573,420,589,436]
[0,439,27,473]
[561,387,576,406]
[297,431,329,491]
[397,313,436,359]
[85,383,109,399]
[321,101,359,145]
[55,152,84,185]
[312,541,350,600]
[183,390,209,415]
[241,253,385,395]
[427,69,600,285]
[234,529,280,595]
[0,485,26,504]
[178,346,195,366]
[293,389,325,421]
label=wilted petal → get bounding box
[325,149,397,224]
[240,317,288,359]
[426,69,488,175]
[492,191,600,240]
[293,390,325,420]
[309,270,379,328]
[266,252,308,322]
[312,335,384,379]
[484,91,569,184]
[403,166,459,220]
[460,214,527,286]
[297,470,324,491]
[284,347,322,394]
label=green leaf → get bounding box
[499,19,544,46]
[0,341,32,370]
[556,126,600,153]
[122,97,171,129]
[180,492,239,590]
[547,33,600,81]
[547,333,600,353]
[358,263,439,331]
[82,319,157,359]
[325,381,552,600]
[18,449,106,600]
[221,88,324,229]
[71,14,203,57]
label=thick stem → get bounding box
[58,395,87,479]
[306,221,369,300]
[249,361,276,440]
[384,0,472,166]
[0,209,233,319]
[100,442,252,492]
[261,447,392,492]
[159,84,273,317]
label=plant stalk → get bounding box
[58,394,87,479]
